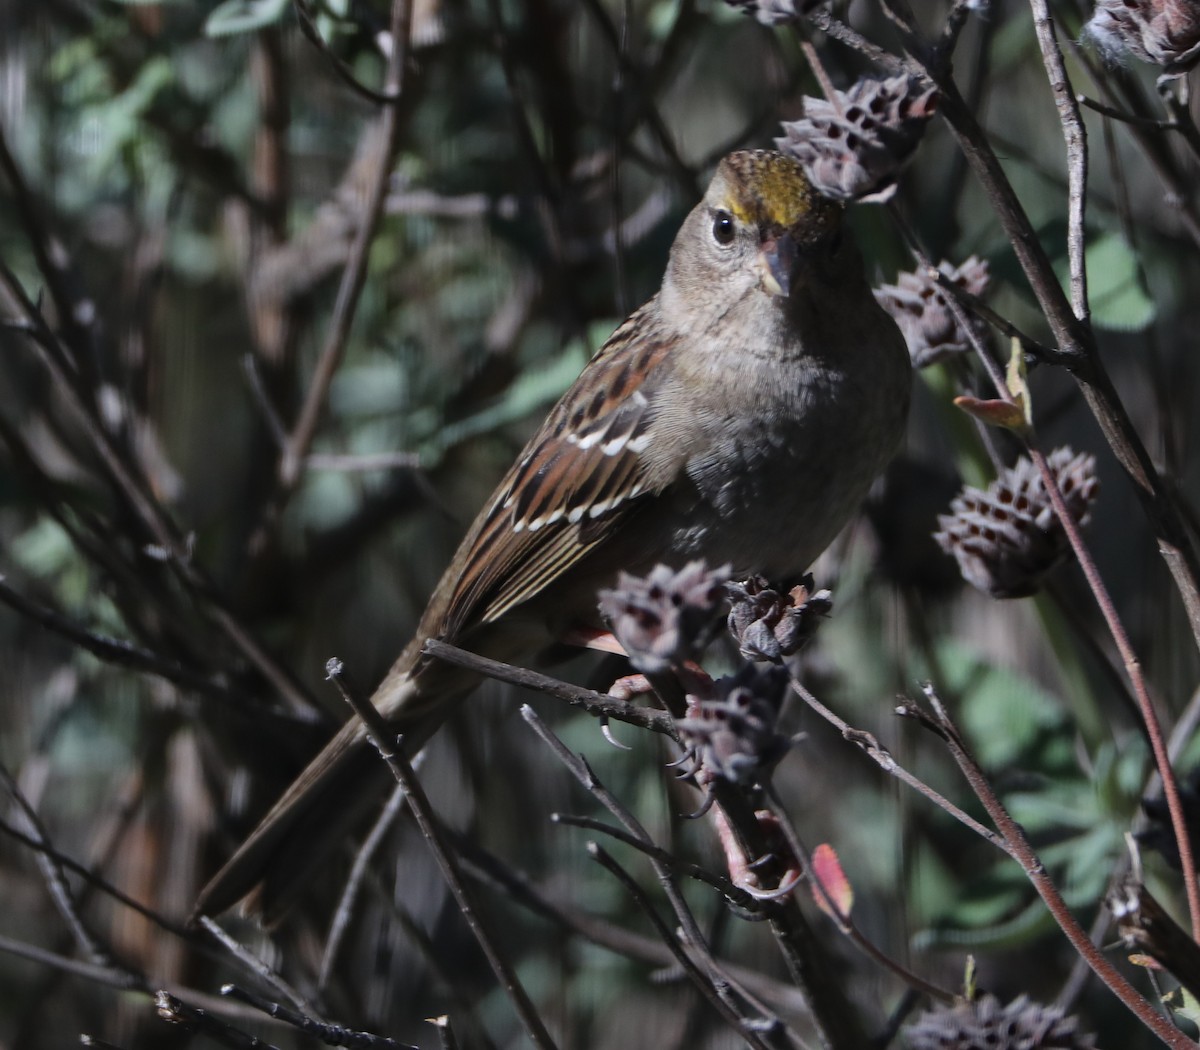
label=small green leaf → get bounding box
[1077,233,1156,332]
[205,0,290,36]
[935,641,1065,768]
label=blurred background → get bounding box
[1,0,1199,1046]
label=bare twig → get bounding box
[422,638,678,734]
[0,933,136,992]
[519,709,774,1013]
[221,983,415,1050]
[327,662,560,1050]
[787,675,1011,857]
[0,760,139,986]
[292,0,403,105]
[0,260,315,714]
[1029,0,1089,322]
[0,575,246,707]
[550,812,761,910]
[1156,78,1200,163]
[762,784,955,1006]
[155,990,280,1050]
[1027,442,1200,939]
[319,784,409,991]
[1077,94,1178,130]
[275,0,414,494]
[0,818,194,942]
[446,828,814,1015]
[903,686,1194,1049]
[197,917,318,1018]
[587,844,780,1050]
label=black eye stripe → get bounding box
[712,210,735,246]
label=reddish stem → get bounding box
[1028,444,1200,942]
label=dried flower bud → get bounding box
[677,664,791,784]
[726,575,832,661]
[598,561,731,674]
[1086,0,1200,73]
[933,448,1099,599]
[904,994,1096,1050]
[721,0,824,26]
[776,75,938,203]
[876,257,991,368]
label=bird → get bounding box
[195,149,913,922]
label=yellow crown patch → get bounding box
[718,150,840,235]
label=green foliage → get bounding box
[205,0,291,37]
[3,1,1200,1047]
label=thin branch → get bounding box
[1029,0,1089,321]
[275,0,414,493]
[292,0,403,105]
[1066,37,1200,249]
[550,812,762,911]
[806,6,909,73]
[154,990,281,1050]
[0,262,315,713]
[0,759,140,986]
[446,828,814,1015]
[305,451,422,472]
[521,706,786,1047]
[904,686,1195,1049]
[1027,442,1200,939]
[422,638,678,734]
[319,784,409,991]
[587,844,780,1050]
[0,818,194,942]
[0,575,246,707]
[1077,94,1179,130]
[327,662,560,1050]
[762,785,955,1006]
[221,983,415,1050]
[0,115,99,382]
[788,675,1012,857]
[197,917,318,1018]
[1156,77,1200,163]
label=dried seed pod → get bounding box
[598,561,730,674]
[776,75,939,203]
[875,257,991,368]
[1086,0,1200,74]
[904,994,1096,1050]
[726,574,832,661]
[676,664,791,784]
[933,448,1099,598]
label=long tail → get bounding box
[193,660,460,924]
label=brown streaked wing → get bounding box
[435,302,673,638]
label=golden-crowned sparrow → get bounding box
[196,149,912,921]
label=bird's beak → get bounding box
[758,232,799,298]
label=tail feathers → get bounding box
[194,670,452,925]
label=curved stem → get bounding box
[1028,444,1200,941]
[908,687,1196,1048]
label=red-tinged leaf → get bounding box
[953,395,1028,431]
[810,843,853,918]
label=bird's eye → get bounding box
[711,210,735,246]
